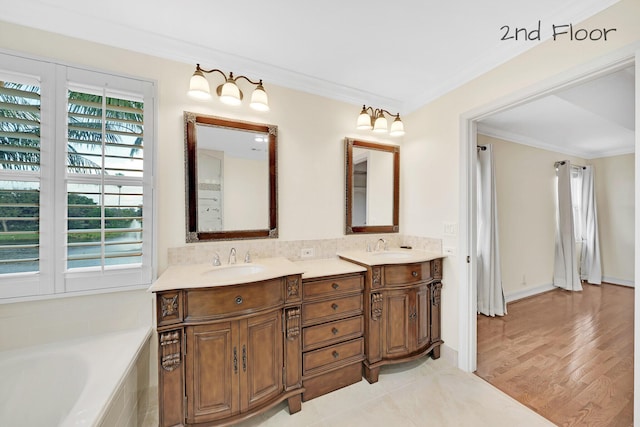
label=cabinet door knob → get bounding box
[331,303,339,310]
[332,283,340,290]
[235,296,243,305]
[332,327,339,335]
[332,351,340,359]
[412,271,418,277]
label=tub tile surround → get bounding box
[167,234,442,266]
[0,289,153,352]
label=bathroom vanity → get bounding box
[151,250,443,425]
[337,249,444,383]
[150,258,306,427]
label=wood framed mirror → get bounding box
[345,138,399,234]
[185,112,277,242]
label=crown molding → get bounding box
[477,123,634,160]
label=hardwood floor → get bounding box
[476,283,634,427]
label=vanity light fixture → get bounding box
[356,105,405,137]
[188,64,269,111]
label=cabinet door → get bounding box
[240,309,283,412]
[415,284,431,349]
[382,289,411,357]
[186,322,239,424]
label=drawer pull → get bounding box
[235,296,243,305]
[331,303,339,310]
[332,283,340,290]
[332,351,339,359]
[332,327,339,335]
[412,271,418,277]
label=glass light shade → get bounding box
[373,115,388,133]
[219,80,242,106]
[389,117,405,136]
[250,85,269,111]
[357,111,373,129]
[188,71,211,100]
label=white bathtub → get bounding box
[0,327,152,427]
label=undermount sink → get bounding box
[203,264,266,280]
[370,251,413,260]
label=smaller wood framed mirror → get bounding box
[345,138,399,234]
[185,112,278,242]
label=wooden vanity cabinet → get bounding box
[155,275,304,427]
[363,258,443,383]
[300,272,365,401]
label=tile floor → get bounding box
[143,357,554,426]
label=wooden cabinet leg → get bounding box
[364,365,380,384]
[287,394,302,414]
[431,345,441,360]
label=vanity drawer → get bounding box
[184,279,284,321]
[302,294,363,326]
[384,262,431,286]
[302,315,364,352]
[303,338,364,376]
[302,274,363,300]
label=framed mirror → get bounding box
[345,138,399,234]
[184,112,277,242]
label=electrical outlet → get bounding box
[301,248,315,258]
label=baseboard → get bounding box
[505,283,556,303]
[602,277,635,287]
[440,344,458,367]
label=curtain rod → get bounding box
[554,160,586,170]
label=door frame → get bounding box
[457,44,639,379]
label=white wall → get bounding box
[592,154,635,285]
[478,135,586,297]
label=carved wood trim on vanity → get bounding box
[286,307,301,339]
[371,292,383,321]
[159,330,182,371]
[287,277,300,299]
[372,267,382,288]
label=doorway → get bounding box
[457,49,639,414]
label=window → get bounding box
[0,54,155,299]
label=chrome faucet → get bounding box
[228,247,237,264]
[244,250,252,263]
[212,252,221,266]
[374,238,386,252]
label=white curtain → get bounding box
[579,166,602,284]
[477,145,506,316]
[553,161,582,291]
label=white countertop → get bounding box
[337,248,443,266]
[148,257,305,292]
[295,258,367,279]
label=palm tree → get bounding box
[0,81,143,172]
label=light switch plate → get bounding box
[443,222,457,237]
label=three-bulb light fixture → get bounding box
[188,64,269,111]
[356,105,405,137]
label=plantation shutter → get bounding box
[0,77,42,280]
[65,85,145,271]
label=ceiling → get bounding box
[478,65,635,159]
[0,0,622,114]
